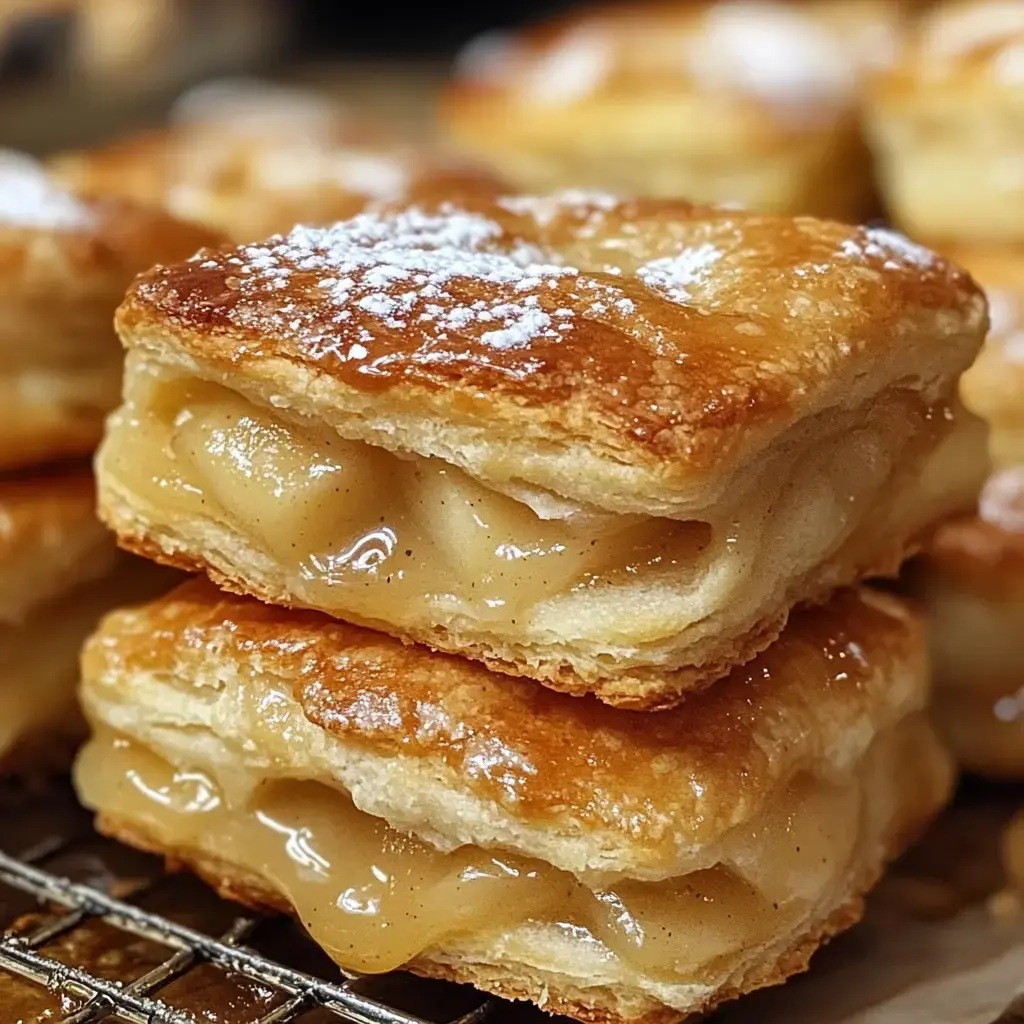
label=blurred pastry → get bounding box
[946,245,1024,467]
[97,192,986,708]
[0,151,221,471]
[75,581,953,1024]
[867,0,1024,242]
[50,77,502,242]
[440,0,916,217]
[916,502,1024,779]
[904,244,1023,777]
[0,470,167,773]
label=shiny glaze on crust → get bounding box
[116,192,983,472]
[84,579,924,843]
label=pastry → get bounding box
[50,79,501,242]
[940,245,1024,467]
[97,193,987,708]
[440,0,916,218]
[915,499,1024,779]
[0,150,222,470]
[0,469,169,772]
[866,0,1024,242]
[74,580,953,1024]
[905,245,1024,777]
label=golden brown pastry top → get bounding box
[85,579,926,851]
[0,151,223,306]
[873,0,1024,99]
[444,0,913,144]
[116,192,986,510]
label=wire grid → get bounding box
[0,834,497,1024]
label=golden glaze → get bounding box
[116,192,985,485]
[83,579,926,844]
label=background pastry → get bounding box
[98,192,987,708]
[867,0,1024,242]
[0,470,167,773]
[440,0,916,217]
[50,77,503,242]
[75,581,954,1024]
[911,244,1024,777]
[0,151,222,471]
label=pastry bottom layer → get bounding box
[76,715,952,1023]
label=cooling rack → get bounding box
[0,786,498,1024]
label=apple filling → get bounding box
[101,358,945,651]
[75,725,904,982]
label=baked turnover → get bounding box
[98,194,987,707]
[914,501,1024,779]
[908,245,1024,777]
[946,245,1024,468]
[50,80,500,243]
[440,0,915,218]
[867,0,1024,242]
[0,470,165,772]
[0,151,222,470]
[75,580,953,1024]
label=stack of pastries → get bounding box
[867,0,1024,780]
[72,186,990,1021]
[0,149,219,772]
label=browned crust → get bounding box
[114,193,985,486]
[83,579,929,848]
[0,468,99,559]
[110,528,914,710]
[92,811,869,1024]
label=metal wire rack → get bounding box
[0,788,499,1024]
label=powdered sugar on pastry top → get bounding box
[226,206,582,351]
[0,151,94,231]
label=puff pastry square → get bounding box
[0,152,223,470]
[75,581,953,1024]
[867,0,1024,242]
[440,0,918,218]
[50,82,502,243]
[0,470,169,773]
[914,501,1024,780]
[99,193,987,707]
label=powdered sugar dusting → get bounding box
[980,467,1024,533]
[637,243,722,305]
[0,152,94,231]
[840,227,938,272]
[498,189,621,227]
[228,205,579,351]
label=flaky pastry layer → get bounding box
[76,582,953,1023]
[0,158,222,466]
[104,195,986,701]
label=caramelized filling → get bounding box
[76,729,868,980]
[106,371,711,631]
